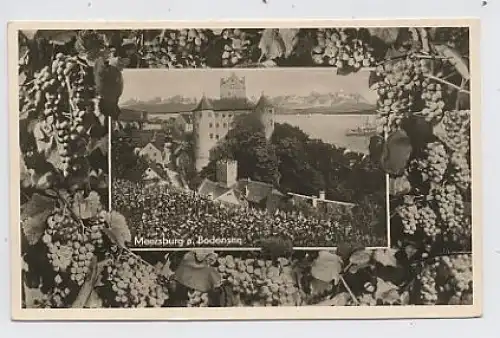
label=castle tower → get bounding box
[220,72,246,99]
[254,93,275,140]
[193,95,215,172]
[216,159,238,187]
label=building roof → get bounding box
[197,178,234,200]
[194,95,214,111]
[143,163,170,182]
[254,94,274,110]
[119,108,147,122]
[130,130,168,149]
[287,192,356,207]
[237,179,278,204]
[178,113,193,124]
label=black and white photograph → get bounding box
[112,69,388,249]
[11,20,481,320]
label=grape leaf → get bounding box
[22,282,46,308]
[72,256,98,308]
[278,28,299,57]
[434,44,469,81]
[310,278,333,295]
[21,209,52,246]
[389,176,411,196]
[258,29,286,62]
[22,193,57,216]
[87,136,109,155]
[20,30,38,40]
[36,30,77,45]
[310,251,343,284]
[103,211,131,247]
[316,292,350,306]
[373,248,399,267]
[72,191,102,220]
[381,129,413,177]
[32,121,55,155]
[84,290,104,308]
[368,28,400,45]
[349,249,372,266]
[20,156,34,188]
[174,252,222,292]
[374,278,400,304]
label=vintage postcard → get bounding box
[10,19,482,320]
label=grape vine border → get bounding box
[17,27,474,310]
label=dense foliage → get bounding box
[18,27,473,310]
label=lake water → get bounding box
[275,114,376,154]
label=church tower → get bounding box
[193,95,215,172]
[254,93,275,140]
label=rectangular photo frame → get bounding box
[10,18,482,320]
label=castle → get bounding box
[193,73,275,171]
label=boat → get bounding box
[345,116,377,137]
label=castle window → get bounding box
[209,123,213,128]
[216,123,220,128]
[216,134,220,140]
[222,114,226,118]
[209,133,214,139]
[215,113,219,118]
[228,113,233,118]
[223,123,227,128]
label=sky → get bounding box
[119,68,378,104]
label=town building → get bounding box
[192,73,275,172]
[116,108,148,130]
[174,113,194,133]
[287,191,356,214]
[197,160,284,211]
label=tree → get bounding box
[202,113,280,186]
[111,130,149,182]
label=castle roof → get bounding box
[254,94,274,110]
[194,95,214,111]
[191,97,254,112]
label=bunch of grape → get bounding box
[23,53,99,177]
[417,260,439,304]
[449,151,471,192]
[436,254,473,302]
[411,141,449,184]
[87,215,107,252]
[187,290,210,307]
[310,28,375,69]
[216,255,299,306]
[39,209,96,307]
[427,184,465,232]
[374,55,431,133]
[396,198,440,237]
[99,253,169,308]
[220,29,262,67]
[141,29,210,68]
[438,110,470,154]
[420,80,446,122]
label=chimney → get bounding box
[312,197,318,208]
[319,190,325,200]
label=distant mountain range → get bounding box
[120,91,376,115]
